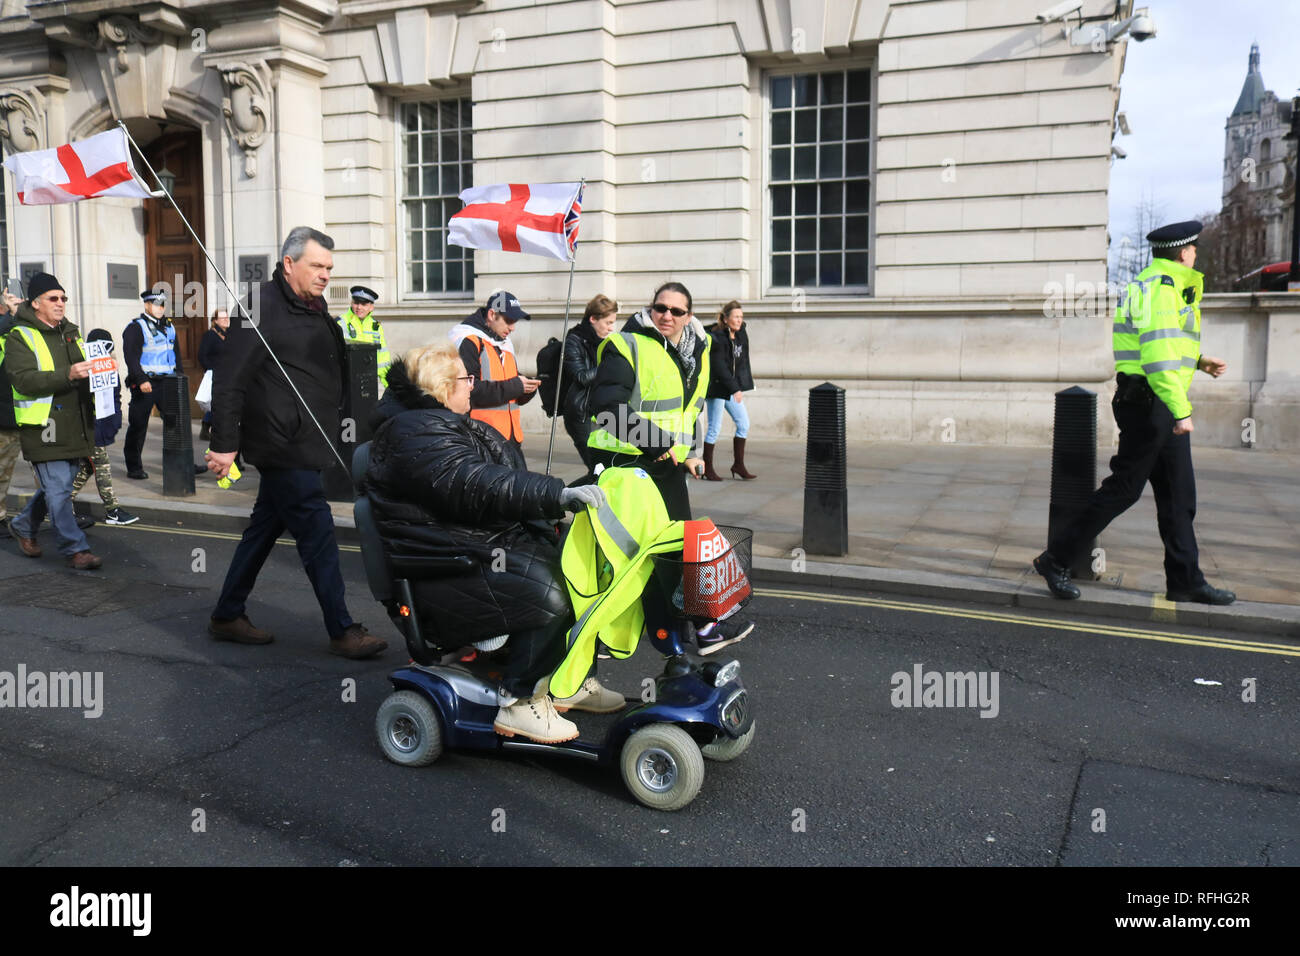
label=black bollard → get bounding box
[803,382,848,556]
[1048,386,1098,578]
[324,344,379,501]
[156,373,195,497]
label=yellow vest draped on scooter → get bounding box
[549,466,685,699]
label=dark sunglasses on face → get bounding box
[44,295,69,303]
[651,303,688,317]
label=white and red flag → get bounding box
[2,128,154,205]
[448,182,582,261]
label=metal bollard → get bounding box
[803,382,848,556]
[1048,386,1098,578]
[324,344,379,502]
[156,373,195,497]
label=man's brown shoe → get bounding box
[66,551,102,570]
[9,521,40,557]
[209,614,274,645]
[329,624,388,660]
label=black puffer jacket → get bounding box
[561,319,601,424]
[364,360,570,641]
[706,323,753,399]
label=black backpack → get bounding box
[536,336,563,417]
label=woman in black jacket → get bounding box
[365,343,624,743]
[702,300,756,480]
[561,294,617,471]
[196,308,229,442]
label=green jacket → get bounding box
[4,304,95,462]
[1113,258,1204,420]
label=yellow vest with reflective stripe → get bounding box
[10,325,86,426]
[339,309,391,387]
[587,330,710,461]
[1113,259,1202,419]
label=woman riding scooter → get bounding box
[364,343,623,744]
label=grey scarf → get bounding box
[673,323,697,382]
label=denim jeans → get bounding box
[11,458,91,556]
[704,397,749,443]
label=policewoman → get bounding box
[587,281,709,521]
[1035,220,1235,605]
[121,287,184,480]
[337,284,391,389]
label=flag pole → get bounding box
[544,179,583,477]
[117,121,350,477]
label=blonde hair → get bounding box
[405,342,464,406]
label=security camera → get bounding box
[1037,1,1082,23]
[1128,10,1156,41]
[1070,8,1157,46]
[1111,145,1127,159]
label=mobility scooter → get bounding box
[353,443,756,811]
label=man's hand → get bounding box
[519,376,541,395]
[684,456,705,478]
[1173,417,1194,435]
[1198,355,1227,378]
[205,449,237,478]
[140,380,153,394]
[67,361,93,381]
[1,290,19,314]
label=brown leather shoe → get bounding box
[209,614,275,645]
[66,551,103,570]
[329,624,388,660]
[9,521,41,558]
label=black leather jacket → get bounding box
[561,319,602,422]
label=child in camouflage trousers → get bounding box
[72,329,139,526]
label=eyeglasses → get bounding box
[44,295,69,303]
[651,303,687,317]
[457,374,476,386]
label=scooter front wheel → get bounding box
[376,690,443,767]
[620,723,705,811]
[702,719,756,763]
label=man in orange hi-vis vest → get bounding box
[449,291,541,456]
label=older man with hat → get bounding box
[448,290,542,456]
[1034,219,1235,605]
[121,287,186,480]
[337,284,391,389]
[4,272,102,569]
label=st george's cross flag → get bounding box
[2,128,154,205]
[448,182,582,261]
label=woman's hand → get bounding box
[560,484,607,512]
[684,457,705,478]
[655,447,681,465]
[733,391,742,403]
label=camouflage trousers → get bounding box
[0,428,20,521]
[72,445,120,510]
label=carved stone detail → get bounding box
[219,62,271,178]
[0,89,44,153]
[97,15,162,71]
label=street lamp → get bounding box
[156,166,176,196]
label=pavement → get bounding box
[6,416,1299,637]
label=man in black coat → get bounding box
[205,226,386,659]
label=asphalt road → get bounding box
[1,520,1297,867]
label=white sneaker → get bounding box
[493,692,580,743]
[554,676,626,714]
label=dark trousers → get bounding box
[123,385,160,472]
[564,414,595,472]
[213,468,354,638]
[1048,388,1206,592]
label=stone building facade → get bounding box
[2,0,1297,448]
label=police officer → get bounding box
[1034,220,1235,605]
[122,288,184,480]
[337,285,391,389]
[448,290,541,456]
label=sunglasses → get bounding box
[457,374,477,386]
[43,295,69,303]
[651,303,688,317]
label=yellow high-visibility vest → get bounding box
[1113,258,1203,419]
[9,324,85,427]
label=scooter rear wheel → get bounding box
[376,690,443,767]
[620,723,705,811]
[701,719,756,762]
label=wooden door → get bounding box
[143,130,205,410]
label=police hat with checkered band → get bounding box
[1146,220,1202,249]
[349,285,378,303]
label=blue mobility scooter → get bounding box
[352,443,756,811]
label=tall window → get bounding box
[402,98,474,294]
[768,68,871,291]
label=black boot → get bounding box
[730,437,757,480]
[701,442,723,481]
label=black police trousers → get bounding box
[1048,380,1206,593]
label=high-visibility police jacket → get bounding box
[338,308,391,387]
[463,333,524,443]
[1113,258,1204,420]
[133,315,177,375]
[587,329,710,462]
[550,465,684,699]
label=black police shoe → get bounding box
[1033,551,1080,600]
[1165,584,1236,605]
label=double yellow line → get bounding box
[115,521,362,553]
[757,586,1300,658]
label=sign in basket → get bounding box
[682,519,752,621]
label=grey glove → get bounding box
[560,485,607,512]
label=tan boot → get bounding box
[701,442,724,481]
[730,437,757,480]
[554,676,626,714]
[494,692,580,743]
